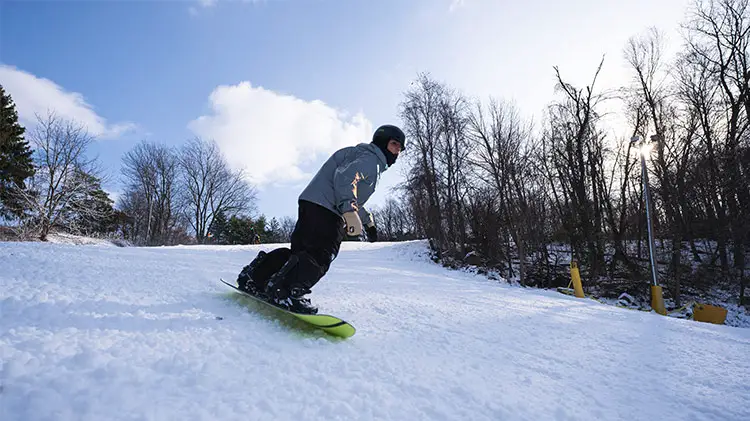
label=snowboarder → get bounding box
[235,124,406,314]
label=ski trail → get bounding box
[1,240,748,421]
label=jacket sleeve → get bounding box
[358,206,374,227]
[333,155,379,218]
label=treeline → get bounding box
[365,197,420,242]
[0,97,121,241]
[392,0,749,305]
[206,211,296,245]
[0,81,415,247]
[2,0,746,306]
[116,134,258,246]
[0,86,289,246]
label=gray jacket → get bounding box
[298,142,389,227]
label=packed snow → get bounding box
[1,239,749,421]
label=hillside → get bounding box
[1,240,748,420]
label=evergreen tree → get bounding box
[0,84,35,218]
[266,217,281,243]
[254,214,268,238]
[226,215,254,244]
[208,210,228,244]
[62,168,116,234]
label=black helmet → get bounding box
[372,124,406,151]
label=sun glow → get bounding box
[639,142,655,158]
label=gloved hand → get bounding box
[365,224,377,242]
[343,211,362,236]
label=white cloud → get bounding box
[189,0,269,16]
[0,65,135,139]
[449,0,466,12]
[104,189,122,206]
[188,0,215,17]
[188,81,372,186]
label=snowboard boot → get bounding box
[236,250,268,296]
[273,287,318,315]
[264,255,318,315]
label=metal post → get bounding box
[632,136,659,286]
[640,149,659,287]
[632,135,666,315]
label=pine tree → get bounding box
[226,215,254,244]
[254,215,268,240]
[62,168,116,234]
[266,217,281,243]
[0,84,35,218]
[208,210,228,244]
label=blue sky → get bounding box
[0,0,692,221]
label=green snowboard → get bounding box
[220,279,356,338]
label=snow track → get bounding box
[1,240,748,420]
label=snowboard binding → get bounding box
[237,252,318,315]
[264,255,318,314]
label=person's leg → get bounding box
[265,200,344,311]
[288,200,345,290]
[238,200,311,293]
[236,247,290,294]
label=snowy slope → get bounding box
[1,240,749,421]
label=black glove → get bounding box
[365,224,378,242]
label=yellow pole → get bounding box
[570,261,585,298]
[650,285,666,315]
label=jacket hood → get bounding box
[357,142,390,169]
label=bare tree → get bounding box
[684,0,750,302]
[467,98,536,283]
[178,136,257,243]
[368,197,407,241]
[436,91,472,253]
[120,140,182,245]
[399,73,476,258]
[387,0,749,307]
[278,215,296,242]
[675,47,729,267]
[10,111,103,240]
[624,27,698,305]
[542,59,610,279]
[399,73,449,256]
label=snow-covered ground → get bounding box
[1,240,749,421]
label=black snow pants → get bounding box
[253,200,346,292]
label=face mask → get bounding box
[372,139,397,167]
[384,149,397,167]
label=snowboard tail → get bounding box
[219,279,356,338]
